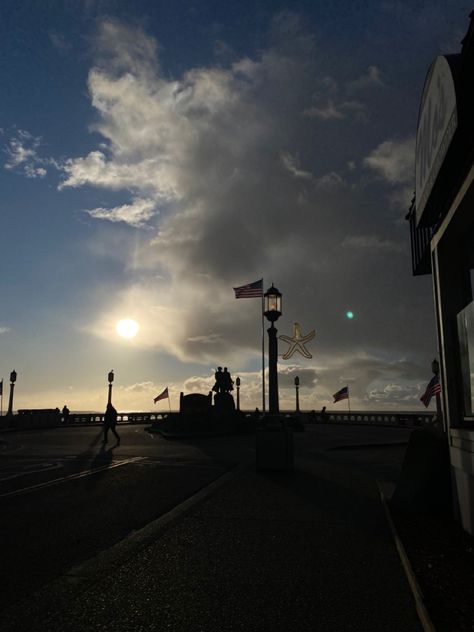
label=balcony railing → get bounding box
[3,409,435,430]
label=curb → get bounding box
[328,441,408,451]
[378,483,436,632]
[67,459,252,581]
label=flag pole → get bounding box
[347,387,351,414]
[168,396,171,414]
[262,292,265,413]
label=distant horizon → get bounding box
[6,406,436,415]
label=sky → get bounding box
[0,0,469,412]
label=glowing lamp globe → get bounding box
[264,284,282,323]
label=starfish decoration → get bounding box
[279,322,316,360]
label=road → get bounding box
[0,422,413,613]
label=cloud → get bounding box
[366,383,422,404]
[341,234,405,253]
[49,31,72,51]
[305,354,431,410]
[277,364,319,388]
[280,152,313,179]
[179,354,429,411]
[3,129,47,178]
[58,17,436,380]
[125,381,156,393]
[303,71,371,122]
[304,99,366,121]
[183,374,215,393]
[0,326,10,334]
[16,352,430,411]
[187,334,224,345]
[86,198,157,227]
[363,137,415,184]
[346,66,384,93]
[304,100,346,120]
[314,171,343,189]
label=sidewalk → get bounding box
[3,452,423,632]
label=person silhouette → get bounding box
[103,403,120,444]
[62,405,70,424]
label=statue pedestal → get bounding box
[214,392,235,415]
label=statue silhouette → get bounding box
[212,367,224,393]
[212,367,234,393]
[223,367,234,392]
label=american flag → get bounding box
[333,386,349,403]
[233,278,263,298]
[154,387,169,403]
[420,376,441,407]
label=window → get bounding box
[457,300,474,417]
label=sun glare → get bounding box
[116,318,140,339]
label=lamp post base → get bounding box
[256,424,294,472]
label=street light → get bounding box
[7,370,17,417]
[264,284,282,414]
[107,370,114,405]
[236,376,241,411]
[264,285,282,321]
[294,375,300,413]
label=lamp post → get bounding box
[263,284,282,414]
[107,370,114,406]
[236,377,241,411]
[294,375,300,413]
[431,358,443,429]
[7,370,17,417]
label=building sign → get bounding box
[416,56,457,225]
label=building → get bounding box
[407,12,474,535]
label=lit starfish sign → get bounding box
[279,322,316,360]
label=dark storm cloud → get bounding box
[59,14,438,404]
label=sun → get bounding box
[116,318,140,339]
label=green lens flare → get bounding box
[346,311,354,319]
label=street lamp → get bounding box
[264,284,282,414]
[294,375,300,413]
[7,370,17,417]
[236,376,241,411]
[107,370,114,406]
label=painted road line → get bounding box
[378,484,436,632]
[0,459,252,632]
[0,457,145,499]
[0,462,63,482]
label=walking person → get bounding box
[62,405,70,424]
[103,403,120,444]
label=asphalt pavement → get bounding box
[0,424,422,632]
